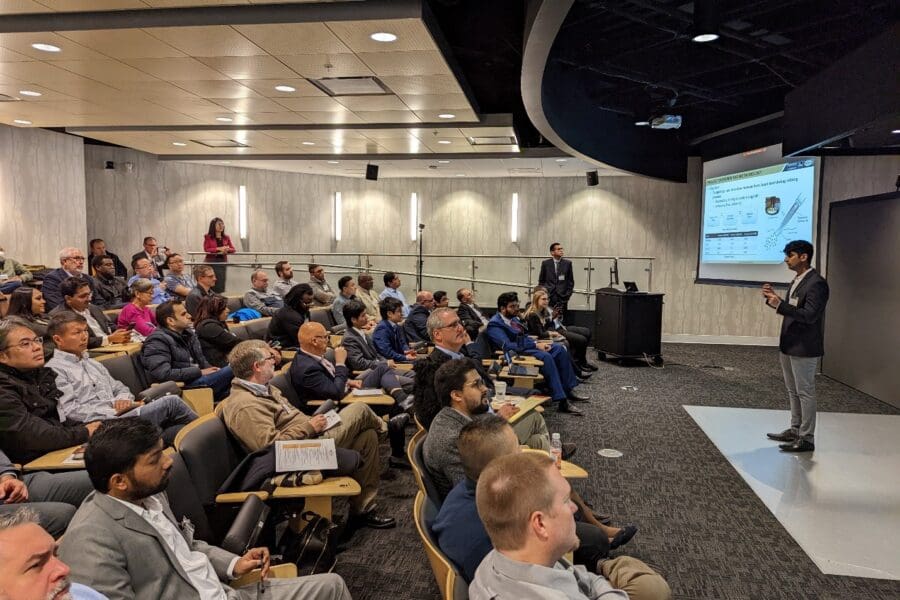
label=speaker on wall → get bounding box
[366,164,379,181]
[586,170,599,186]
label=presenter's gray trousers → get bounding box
[779,353,818,443]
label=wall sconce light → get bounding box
[511,192,519,242]
[238,185,248,240]
[333,192,342,241]
[410,192,419,241]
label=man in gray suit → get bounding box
[60,418,352,600]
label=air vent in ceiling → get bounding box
[312,77,391,96]
[190,139,249,148]
[468,136,517,145]
[0,94,17,102]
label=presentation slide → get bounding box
[697,144,820,285]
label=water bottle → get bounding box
[550,433,562,467]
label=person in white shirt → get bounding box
[59,418,352,600]
[378,272,409,317]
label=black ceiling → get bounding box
[428,0,899,156]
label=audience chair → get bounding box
[409,432,443,507]
[224,295,244,314]
[270,372,304,411]
[414,490,468,600]
[229,322,251,341]
[309,307,339,332]
[468,331,494,360]
[102,308,122,325]
[244,317,271,340]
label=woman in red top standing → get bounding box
[203,217,235,293]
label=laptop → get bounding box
[624,281,640,293]
[505,350,540,376]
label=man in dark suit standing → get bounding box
[538,242,574,319]
[762,240,829,453]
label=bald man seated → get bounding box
[243,270,284,318]
[402,290,435,343]
[289,322,411,468]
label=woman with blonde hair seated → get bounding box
[523,288,596,374]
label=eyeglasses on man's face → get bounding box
[5,336,43,351]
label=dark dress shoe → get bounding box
[568,392,590,402]
[576,370,593,380]
[580,363,599,372]
[558,403,584,416]
[561,443,577,460]
[780,439,815,453]
[348,511,397,530]
[609,525,638,550]
[767,428,798,442]
[389,455,412,470]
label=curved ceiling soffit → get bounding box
[521,0,688,182]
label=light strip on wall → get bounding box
[333,192,342,241]
[511,192,519,242]
[238,185,248,240]
[410,192,419,241]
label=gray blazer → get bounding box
[59,491,237,600]
[422,407,471,500]
[342,327,384,372]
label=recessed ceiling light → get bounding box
[437,160,451,164]
[438,140,452,145]
[18,90,41,97]
[438,113,456,119]
[13,119,31,125]
[692,33,719,43]
[555,158,567,163]
[327,160,340,164]
[216,117,233,122]
[172,142,187,147]
[370,32,397,42]
[455,173,466,177]
[31,43,60,53]
[892,129,900,134]
[634,120,650,126]
[302,141,315,146]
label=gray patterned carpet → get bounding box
[331,343,900,599]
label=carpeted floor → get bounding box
[331,343,900,600]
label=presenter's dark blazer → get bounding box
[288,351,350,403]
[538,258,574,305]
[775,269,829,357]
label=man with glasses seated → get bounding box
[40,247,95,311]
[0,317,101,465]
[49,278,131,349]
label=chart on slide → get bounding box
[701,160,816,263]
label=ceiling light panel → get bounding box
[238,79,326,97]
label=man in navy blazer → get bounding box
[485,292,589,415]
[538,242,575,317]
[372,297,418,363]
[41,247,95,311]
[762,240,829,453]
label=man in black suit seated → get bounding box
[341,300,415,394]
[49,277,130,349]
[88,238,127,278]
[90,255,130,309]
[456,288,489,341]
[40,247,95,311]
[403,290,434,343]
[538,242,575,321]
[762,240,830,453]
[289,321,410,468]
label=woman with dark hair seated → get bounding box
[116,278,157,340]
[267,283,313,349]
[194,294,240,367]
[6,287,54,359]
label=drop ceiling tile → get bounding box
[238,78,325,97]
[276,53,372,78]
[324,19,436,53]
[122,57,230,80]
[235,23,352,55]
[372,137,430,153]
[58,29,185,59]
[145,0,249,6]
[211,97,286,113]
[196,56,298,80]
[273,96,347,112]
[413,127,466,139]
[355,127,426,140]
[37,0,147,9]
[335,94,407,111]
[0,32,111,61]
[147,26,267,57]
[242,112,310,124]
[357,50,448,77]
[414,108,479,123]
[148,95,222,113]
[0,83,72,101]
[0,47,33,62]
[295,110,364,125]
[111,79,197,99]
[32,99,110,115]
[54,60,160,83]
[0,0,50,14]
[399,93,472,110]
[421,137,472,153]
[354,110,421,124]
[379,74,462,96]
[174,79,262,99]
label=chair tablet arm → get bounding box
[182,388,214,416]
[215,491,271,504]
[230,563,298,589]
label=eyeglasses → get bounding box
[65,256,86,261]
[258,355,278,364]
[438,319,463,330]
[5,336,43,350]
[464,379,487,389]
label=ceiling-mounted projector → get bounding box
[650,115,682,129]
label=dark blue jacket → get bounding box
[140,327,209,384]
[41,269,95,312]
[432,478,492,583]
[402,304,430,343]
[288,351,350,402]
[485,313,537,354]
[372,320,410,362]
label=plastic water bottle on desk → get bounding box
[549,433,563,467]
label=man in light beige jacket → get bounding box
[215,339,396,530]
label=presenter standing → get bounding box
[762,240,829,453]
[538,242,575,322]
[203,217,235,294]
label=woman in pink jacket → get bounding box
[117,278,157,339]
[203,217,235,293]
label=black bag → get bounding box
[276,511,340,575]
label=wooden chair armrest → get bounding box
[214,491,270,503]
[182,388,214,416]
[270,476,361,499]
[281,350,296,362]
[230,563,298,588]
